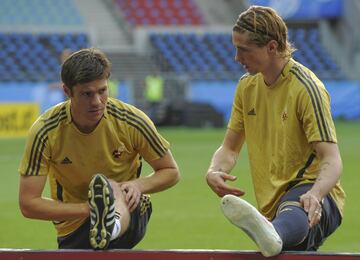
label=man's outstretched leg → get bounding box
[221,195,283,257]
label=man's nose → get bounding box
[91,94,102,105]
[234,49,243,63]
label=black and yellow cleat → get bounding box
[88,174,115,250]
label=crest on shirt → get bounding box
[282,111,288,121]
[60,157,72,164]
[112,144,126,159]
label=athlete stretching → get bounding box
[206,6,344,257]
[19,48,180,249]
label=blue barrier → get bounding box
[325,81,360,120]
[188,80,237,122]
[1,80,359,120]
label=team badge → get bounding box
[112,144,125,159]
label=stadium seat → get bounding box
[150,33,244,79]
[0,33,89,82]
[115,0,205,26]
[150,27,344,80]
[288,27,343,79]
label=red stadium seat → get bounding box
[115,0,205,26]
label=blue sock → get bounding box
[272,205,309,249]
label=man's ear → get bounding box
[63,84,72,98]
[267,40,278,54]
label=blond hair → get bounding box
[233,5,295,57]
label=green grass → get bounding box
[1,120,359,252]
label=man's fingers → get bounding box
[124,189,132,203]
[217,184,245,197]
[128,194,141,212]
[128,196,136,211]
[123,187,141,211]
[221,173,237,181]
[308,202,318,219]
[207,171,243,197]
[225,186,245,196]
[300,193,322,227]
[309,209,322,227]
[300,196,310,212]
[308,202,322,226]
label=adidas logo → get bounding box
[247,108,256,115]
[60,157,72,164]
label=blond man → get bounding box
[206,6,344,257]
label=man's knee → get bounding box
[108,180,131,235]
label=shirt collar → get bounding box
[65,100,72,124]
[64,99,108,124]
[281,58,295,78]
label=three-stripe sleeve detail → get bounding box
[290,65,332,141]
[107,102,167,157]
[25,108,67,176]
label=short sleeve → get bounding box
[130,110,170,162]
[18,118,51,176]
[297,82,337,143]
[228,80,245,133]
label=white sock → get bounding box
[110,216,121,241]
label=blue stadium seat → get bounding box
[150,28,344,80]
[0,33,89,82]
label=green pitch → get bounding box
[0,121,359,252]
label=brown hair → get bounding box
[233,5,295,57]
[61,48,111,90]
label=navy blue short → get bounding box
[276,183,342,251]
[57,195,152,249]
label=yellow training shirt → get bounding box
[228,59,345,219]
[19,98,170,237]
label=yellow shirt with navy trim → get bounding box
[228,59,345,219]
[19,98,170,237]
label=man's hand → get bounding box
[120,182,142,212]
[206,171,245,197]
[300,191,322,228]
[299,141,343,228]
[205,129,245,197]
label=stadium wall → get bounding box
[0,82,130,138]
[0,80,359,138]
[189,80,360,121]
[0,82,130,112]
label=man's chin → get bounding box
[88,111,104,121]
[246,69,259,76]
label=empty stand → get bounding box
[0,28,344,82]
[0,33,89,82]
[150,33,244,79]
[289,27,343,79]
[0,1,345,83]
[150,27,344,80]
[0,0,88,82]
